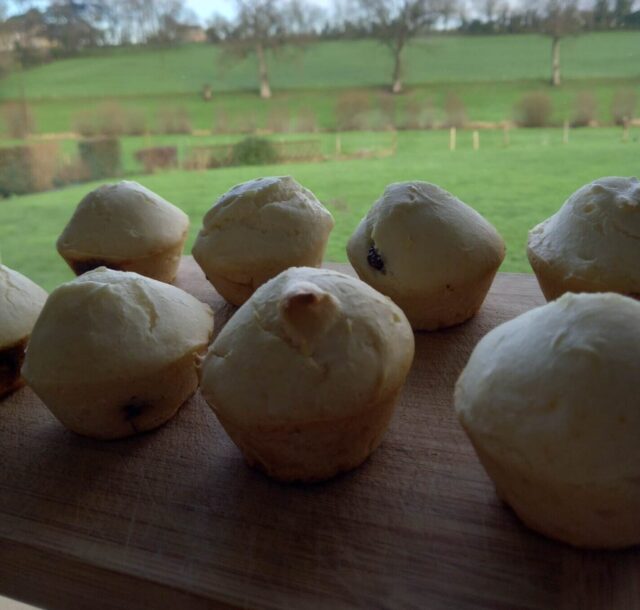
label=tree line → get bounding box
[1,0,638,96]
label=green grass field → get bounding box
[1,128,637,291]
[0,33,639,134]
[2,33,639,99]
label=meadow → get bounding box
[0,32,639,134]
[0,127,637,291]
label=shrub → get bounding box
[124,108,147,136]
[571,91,598,127]
[73,103,147,137]
[266,106,292,133]
[213,108,233,134]
[0,143,58,196]
[157,106,192,134]
[611,88,637,126]
[2,102,36,139]
[515,92,553,127]
[230,137,278,166]
[444,92,467,128]
[234,112,258,134]
[294,108,318,133]
[135,147,178,173]
[78,138,121,180]
[55,158,90,187]
[335,92,371,131]
[376,94,396,130]
[402,96,435,130]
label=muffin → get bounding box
[57,181,190,283]
[347,181,505,331]
[192,176,334,306]
[455,292,640,549]
[22,267,213,439]
[199,267,414,482]
[527,176,640,301]
[0,265,48,397]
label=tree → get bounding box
[357,0,440,94]
[213,0,315,99]
[593,0,612,28]
[43,1,105,55]
[542,0,582,87]
[0,1,7,23]
[613,0,634,25]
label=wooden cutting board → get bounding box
[1,258,638,610]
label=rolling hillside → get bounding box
[1,32,638,101]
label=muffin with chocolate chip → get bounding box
[0,265,47,397]
[347,181,505,330]
[22,267,213,439]
[57,181,190,283]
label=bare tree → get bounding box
[215,0,315,99]
[357,0,440,94]
[542,0,582,87]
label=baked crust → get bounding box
[200,267,414,481]
[0,337,28,399]
[347,181,505,331]
[455,292,640,548]
[467,434,640,549]
[62,238,186,284]
[214,390,401,482]
[57,181,189,283]
[192,176,334,305]
[527,176,640,301]
[30,349,204,439]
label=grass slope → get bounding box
[1,33,639,100]
[1,128,637,291]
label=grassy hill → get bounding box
[1,32,638,101]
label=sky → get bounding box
[188,0,334,23]
[4,1,334,24]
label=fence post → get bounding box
[335,134,342,156]
[622,119,630,143]
[472,130,480,151]
[449,127,456,151]
[563,120,569,144]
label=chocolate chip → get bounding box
[122,401,146,421]
[367,245,385,272]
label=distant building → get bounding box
[178,26,207,44]
[0,9,56,53]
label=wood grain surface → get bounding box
[1,258,638,610]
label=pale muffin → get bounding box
[200,266,414,482]
[455,292,640,548]
[528,176,640,301]
[57,181,190,283]
[0,265,47,397]
[192,176,334,306]
[347,181,505,330]
[23,268,213,439]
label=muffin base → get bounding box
[389,269,499,331]
[468,435,640,549]
[205,254,326,307]
[207,272,255,307]
[0,337,28,399]
[61,238,186,284]
[213,390,402,482]
[27,349,203,439]
[527,246,640,302]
